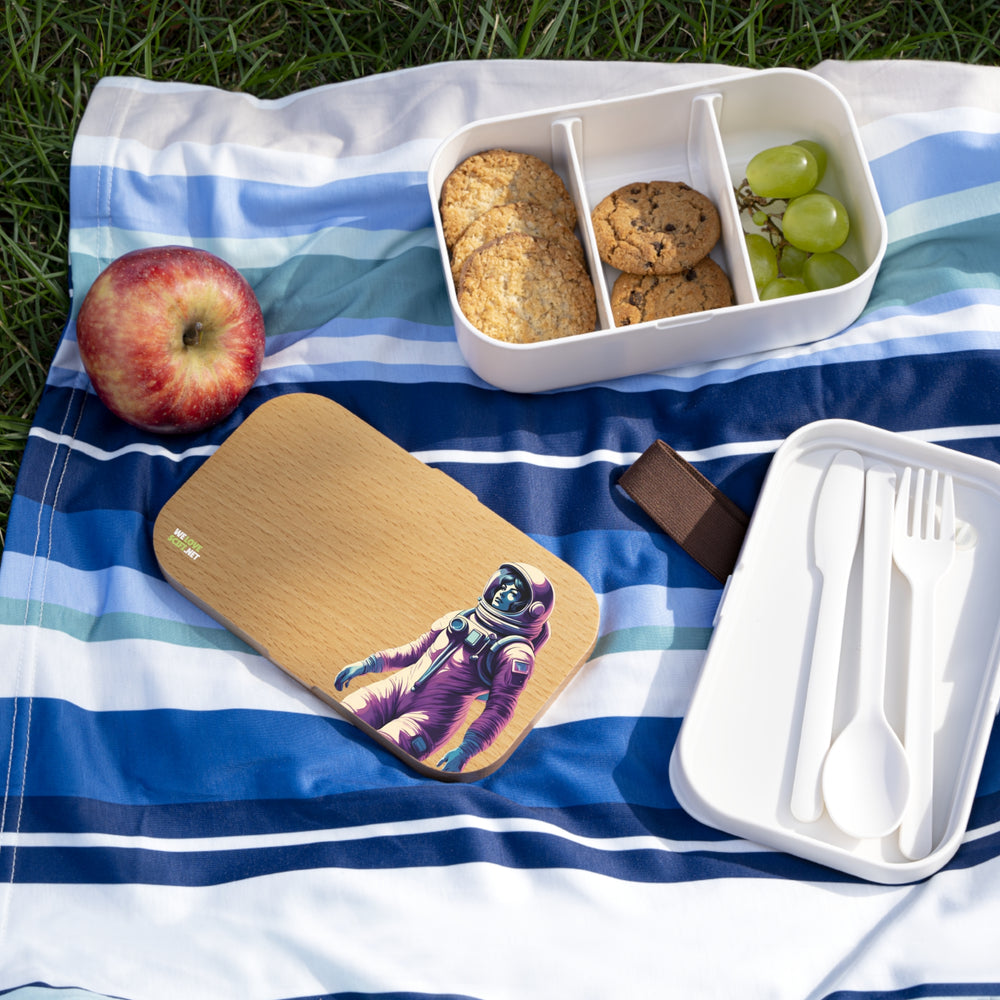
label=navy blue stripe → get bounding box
[824,983,1000,1000]
[0,990,479,1000]
[1,820,855,887]
[13,366,1000,582]
[5,698,683,810]
[36,353,1000,479]
[1,836,851,887]
[3,477,728,594]
[20,356,1000,521]
[7,809,996,889]
[69,166,433,236]
[13,791,719,843]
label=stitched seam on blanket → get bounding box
[0,77,131,944]
[0,389,84,941]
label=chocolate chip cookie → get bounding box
[440,149,578,250]
[457,232,596,344]
[610,257,733,325]
[591,181,721,275]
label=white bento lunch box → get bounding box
[427,68,888,393]
[670,420,1000,884]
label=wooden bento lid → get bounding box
[153,392,599,780]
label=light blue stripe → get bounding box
[869,128,1000,216]
[0,596,248,650]
[68,221,440,268]
[0,552,220,626]
[590,625,713,657]
[69,164,432,236]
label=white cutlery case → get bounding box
[669,419,1000,883]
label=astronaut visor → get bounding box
[491,573,529,612]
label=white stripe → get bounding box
[27,420,1000,471]
[540,648,703,725]
[0,623,699,724]
[627,299,1000,387]
[259,333,464,373]
[8,810,997,857]
[8,853,999,1000]
[72,133,442,185]
[859,105,1000,160]
[26,425,219,463]
[6,811,758,857]
[68,223,439,270]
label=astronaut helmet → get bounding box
[477,562,554,641]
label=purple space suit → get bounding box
[334,563,555,772]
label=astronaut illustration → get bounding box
[334,562,555,773]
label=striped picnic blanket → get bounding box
[2,58,999,999]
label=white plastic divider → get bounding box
[549,116,615,331]
[687,91,759,309]
[550,88,759,334]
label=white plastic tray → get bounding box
[669,419,1000,883]
[427,68,888,392]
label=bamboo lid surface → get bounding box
[154,392,599,780]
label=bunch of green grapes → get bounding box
[736,141,859,299]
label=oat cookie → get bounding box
[610,257,733,326]
[450,201,584,284]
[457,232,596,344]
[440,149,578,249]
[591,180,721,275]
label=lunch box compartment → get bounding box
[427,68,887,392]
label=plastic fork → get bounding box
[892,466,955,860]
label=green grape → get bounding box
[782,192,850,253]
[745,233,778,291]
[745,144,819,199]
[778,244,809,278]
[793,140,828,183]
[803,251,860,290]
[752,210,769,226]
[760,277,808,299]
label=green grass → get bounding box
[2,0,999,554]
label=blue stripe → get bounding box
[68,247,454,337]
[824,983,1000,1000]
[241,249,453,335]
[12,789,720,842]
[69,166,433,237]
[0,553,221,624]
[869,129,1000,216]
[28,360,997,499]
[9,695,997,827]
[870,215,1000,305]
[4,501,162,576]
[3,697,681,809]
[6,808,998,889]
[1,493,729,599]
[0,553,720,633]
[264,317,462,350]
[2,827,852,887]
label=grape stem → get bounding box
[734,179,788,248]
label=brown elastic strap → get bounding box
[618,439,749,583]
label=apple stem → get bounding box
[183,321,203,348]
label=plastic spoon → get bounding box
[822,463,911,839]
[790,449,866,823]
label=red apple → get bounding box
[76,245,266,434]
